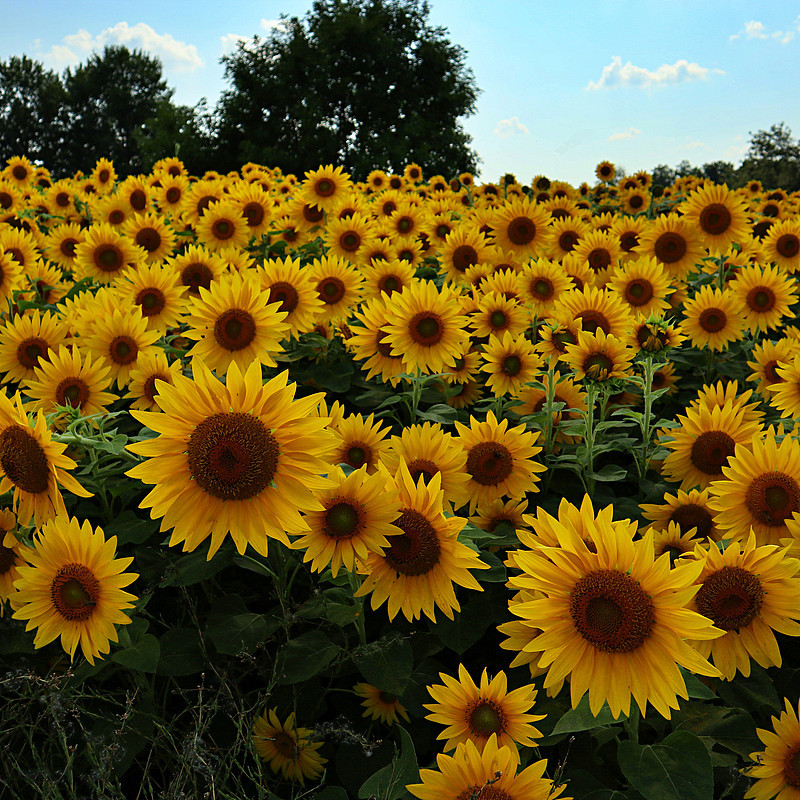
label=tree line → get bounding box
[0,0,479,181]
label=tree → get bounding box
[63,45,174,176]
[0,55,68,171]
[214,0,480,178]
[738,122,800,191]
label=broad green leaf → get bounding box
[551,694,626,734]
[156,627,205,676]
[206,595,278,655]
[430,592,494,655]
[358,725,417,800]
[275,630,339,684]
[111,633,160,673]
[353,636,413,696]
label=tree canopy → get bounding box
[214,0,480,178]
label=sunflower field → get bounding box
[3,154,800,800]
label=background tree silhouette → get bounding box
[213,0,480,178]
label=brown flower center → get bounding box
[129,189,147,211]
[559,230,579,252]
[698,203,732,236]
[212,218,235,241]
[213,309,257,352]
[340,231,361,252]
[784,745,800,788]
[187,412,279,500]
[318,277,346,305]
[0,424,50,494]
[406,458,439,484]
[744,471,800,527]
[776,234,800,259]
[94,244,124,272]
[455,787,512,800]
[50,563,99,621]
[746,287,776,312]
[506,216,536,246]
[670,503,714,539]
[165,187,182,205]
[576,310,610,335]
[268,281,299,313]
[16,337,49,369]
[143,372,169,403]
[584,352,614,380]
[502,355,522,376]
[408,312,443,346]
[109,336,138,365]
[314,178,335,198]
[135,288,166,316]
[570,569,655,652]
[620,232,639,252]
[378,274,401,295]
[653,232,687,264]
[383,508,441,576]
[467,700,506,738]
[489,310,508,329]
[241,202,265,227]
[699,308,727,333]
[588,248,612,272]
[323,500,363,539]
[532,278,554,300]
[625,279,654,306]
[696,566,763,631]
[451,245,478,272]
[272,731,298,758]
[691,431,736,475]
[55,378,90,409]
[181,263,213,294]
[466,441,513,486]
[135,227,162,253]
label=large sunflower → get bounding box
[480,330,543,397]
[354,464,488,622]
[640,487,721,542]
[23,345,116,422]
[323,212,377,262]
[563,328,634,382]
[489,198,552,260]
[762,217,800,272]
[508,513,722,718]
[292,465,401,577]
[454,411,546,512]
[423,664,544,763]
[301,164,351,212]
[687,534,800,680]
[122,212,178,264]
[729,264,798,334]
[254,256,323,339]
[660,399,763,490]
[571,228,621,286]
[10,516,137,664]
[227,181,273,239]
[408,735,567,800]
[635,214,707,281]
[606,256,672,318]
[252,708,326,786]
[183,271,289,376]
[381,280,470,375]
[681,285,745,351]
[167,244,228,297]
[127,359,334,559]
[681,183,751,256]
[708,427,800,546]
[438,227,492,285]
[380,421,470,511]
[518,257,572,314]
[555,284,632,338]
[768,356,800,419]
[743,698,800,800]
[348,295,407,387]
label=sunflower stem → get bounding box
[581,382,598,496]
[347,571,367,646]
[635,356,659,488]
[542,359,557,457]
[623,707,640,743]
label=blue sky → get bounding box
[2,1,799,184]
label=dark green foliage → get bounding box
[214,0,480,178]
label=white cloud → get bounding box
[494,116,529,138]
[261,18,287,33]
[220,33,251,55]
[585,56,724,90]
[730,18,796,44]
[39,22,203,72]
[608,127,641,141]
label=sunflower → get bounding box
[167,244,227,297]
[252,708,326,786]
[480,331,542,397]
[408,735,567,800]
[128,359,333,559]
[348,295,407,387]
[18,260,69,306]
[768,356,800,419]
[625,316,685,355]
[596,160,616,182]
[743,698,800,800]
[292,465,401,577]
[252,256,321,339]
[424,664,544,763]
[308,255,364,324]
[179,178,225,227]
[359,257,416,302]
[23,345,116,422]
[78,305,161,389]
[113,262,188,335]
[439,227,492,284]
[707,427,800,546]
[518,257,572,315]
[0,310,68,385]
[301,164,351,213]
[659,399,763,490]
[330,413,390,473]
[548,215,590,261]
[651,521,706,563]
[226,181,273,239]
[123,349,184,411]
[690,379,764,425]
[455,411,545,512]
[354,464,488,622]
[606,256,672,318]
[680,183,750,256]
[122,212,177,264]
[762,218,800,272]
[748,339,798,398]
[469,290,529,340]
[640,487,721,542]
[563,329,635,382]
[508,512,722,718]
[572,229,621,285]
[195,199,250,252]
[685,534,800,681]
[380,421,470,511]
[729,264,798,334]
[535,313,583,366]
[183,272,289,376]
[10,515,136,664]
[0,392,91,526]
[0,248,23,307]
[681,285,745,351]
[322,211,376,262]
[488,198,552,260]
[0,226,40,272]
[381,280,470,375]
[354,683,410,726]
[620,186,651,216]
[153,173,191,218]
[116,175,152,216]
[635,214,706,280]
[73,223,146,285]
[611,214,649,263]
[43,222,85,270]
[555,285,632,338]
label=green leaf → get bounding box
[358,725,417,800]
[589,464,629,482]
[617,730,713,800]
[680,667,716,699]
[716,664,780,712]
[551,694,626,734]
[673,702,759,758]
[156,627,206,676]
[312,788,349,800]
[416,403,458,424]
[104,510,158,545]
[430,592,494,655]
[206,595,278,656]
[161,545,233,587]
[353,636,413,696]
[111,633,160,673]
[275,630,339,684]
